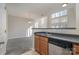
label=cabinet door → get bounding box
[43,37,48,55]
[35,35,40,53]
[40,36,48,55]
[39,37,43,54]
[73,44,79,55]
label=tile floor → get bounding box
[22,49,39,55]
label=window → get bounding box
[56,12,59,17]
[35,22,38,28]
[51,10,67,18]
[60,11,63,16]
[61,17,68,23]
[52,19,59,23]
[51,9,68,28]
[26,26,32,37]
[51,14,55,18]
[41,17,45,24]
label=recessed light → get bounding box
[62,3,67,7]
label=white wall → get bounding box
[32,4,79,35]
[8,15,31,39]
[48,4,76,28]
[34,17,48,28]
[76,4,79,30]
[0,3,8,54]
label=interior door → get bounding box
[0,3,7,55]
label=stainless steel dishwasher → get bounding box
[48,38,73,55]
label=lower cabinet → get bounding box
[35,35,48,55]
[35,35,79,55]
[35,35,40,53]
[40,36,48,55]
[73,44,79,55]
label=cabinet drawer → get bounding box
[40,47,48,55]
[42,47,48,55]
[40,44,48,50]
[73,44,79,52]
[35,36,39,39]
[44,37,48,42]
[41,37,48,42]
[41,40,48,45]
[42,43,48,48]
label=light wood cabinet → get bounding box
[35,35,40,53]
[40,36,48,55]
[73,44,79,55]
[35,35,48,55]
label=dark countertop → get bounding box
[34,32,79,44]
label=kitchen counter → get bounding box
[34,32,79,44]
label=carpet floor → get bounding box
[5,48,31,55]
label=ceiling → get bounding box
[7,3,75,19]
